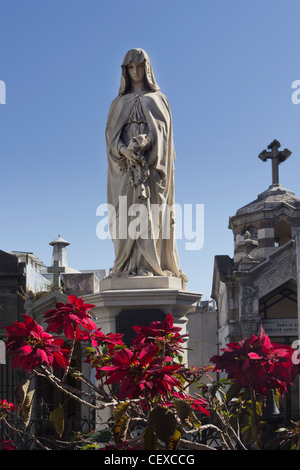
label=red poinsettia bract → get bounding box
[170,391,210,415]
[102,343,181,399]
[80,328,124,351]
[5,315,69,373]
[0,439,16,450]
[210,326,299,396]
[44,295,97,340]
[132,313,187,356]
[0,399,16,415]
[81,328,125,381]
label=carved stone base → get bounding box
[100,275,184,292]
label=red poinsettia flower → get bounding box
[5,315,69,373]
[0,439,16,450]
[0,399,16,415]
[172,391,210,415]
[102,343,181,399]
[162,391,210,416]
[211,326,299,396]
[79,328,124,351]
[133,313,181,339]
[81,329,125,381]
[44,295,97,340]
[132,313,187,356]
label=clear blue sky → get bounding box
[1,0,300,299]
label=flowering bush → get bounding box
[1,296,212,450]
[210,326,299,396]
[209,327,300,449]
[1,295,299,451]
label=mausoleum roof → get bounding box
[234,184,300,217]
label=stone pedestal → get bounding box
[83,276,202,365]
[100,275,184,292]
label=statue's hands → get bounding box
[128,134,151,153]
[120,134,151,163]
[120,145,139,163]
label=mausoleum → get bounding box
[212,140,300,418]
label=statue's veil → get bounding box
[118,48,160,95]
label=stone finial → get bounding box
[49,235,70,268]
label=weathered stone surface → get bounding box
[100,275,184,292]
[63,272,101,295]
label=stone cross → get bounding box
[258,139,291,186]
[47,260,65,290]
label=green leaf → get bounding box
[168,427,182,451]
[226,383,242,402]
[174,400,201,430]
[177,355,183,364]
[90,429,112,444]
[113,402,130,446]
[21,389,35,429]
[15,379,30,416]
[241,424,253,446]
[15,379,36,428]
[175,400,191,425]
[143,426,158,450]
[215,390,225,403]
[49,406,65,438]
[148,406,177,445]
[189,409,201,429]
[113,401,129,423]
[81,444,100,450]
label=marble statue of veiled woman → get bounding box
[106,48,187,285]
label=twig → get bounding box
[179,438,217,451]
[185,422,232,450]
[34,367,116,410]
[2,417,51,451]
[250,386,262,450]
[62,334,76,382]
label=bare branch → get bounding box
[179,438,217,451]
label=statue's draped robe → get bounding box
[106,90,184,279]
